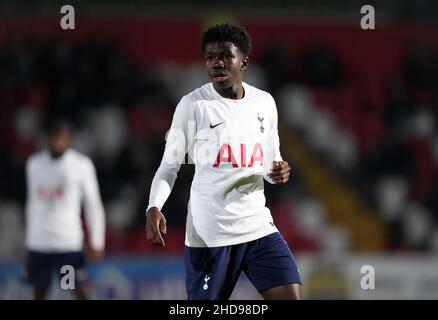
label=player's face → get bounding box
[204,41,248,91]
[48,129,72,158]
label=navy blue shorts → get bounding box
[24,251,87,291]
[184,232,302,300]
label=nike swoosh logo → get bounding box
[210,121,225,129]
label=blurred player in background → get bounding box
[146,23,301,300]
[24,118,105,300]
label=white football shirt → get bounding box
[148,82,282,247]
[25,148,105,252]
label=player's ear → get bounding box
[241,57,249,71]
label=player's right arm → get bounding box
[146,206,167,246]
[145,95,196,246]
[81,158,106,261]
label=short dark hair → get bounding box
[201,22,252,57]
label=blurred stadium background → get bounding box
[1,0,438,299]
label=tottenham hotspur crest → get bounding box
[257,113,264,133]
[203,275,211,290]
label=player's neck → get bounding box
[49,150,66,159]
[214,82,245,100]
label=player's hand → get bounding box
[88,247,104,263]
[267,161,291,184]
[145,207,167,246]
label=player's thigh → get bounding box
[261,283,301,300]
[25,251,55,292]
[244,232,302,294]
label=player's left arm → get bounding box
[267,160,291,184]
[82,158,106,263]
[265,94,291,185]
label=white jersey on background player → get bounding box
[26,148,105,252]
